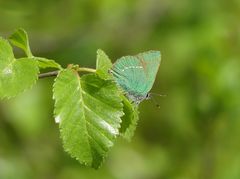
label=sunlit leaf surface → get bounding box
[53,69,123,168]
[9,28,33,57]
[34,57,62,69]
[0,38,39,98]
[96,49,112,80]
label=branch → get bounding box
[38,68,96,79]
[38,70,59,79]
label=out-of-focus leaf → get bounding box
[96,49,112,80]
[2,79,54,138]
[53,69,123,168]
[0,38,39,99]
[120,95,139,141]
[34,57,62,69]
[8,28,33,57]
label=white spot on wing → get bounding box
[121,66,143,71]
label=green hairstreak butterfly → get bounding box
[111,51,161,104]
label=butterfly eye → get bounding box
[146,93,151,99]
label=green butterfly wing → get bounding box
[111,51,161,103]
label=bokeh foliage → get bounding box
[0,0,240,178]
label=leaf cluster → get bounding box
[0,28,139,168]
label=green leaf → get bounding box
[96,49,112,79]
[0,38,39,99]
[120,95,139,141]
[34,57,62,69]
[53,69,123,168]
[9,28,33,57]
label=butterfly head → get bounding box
[146,93,151,100]
[126,92,150,105]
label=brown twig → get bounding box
[38,68,96,79]
[38,70,59,79]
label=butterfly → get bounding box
[110,51,161,104]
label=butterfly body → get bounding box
[111,51,161,104]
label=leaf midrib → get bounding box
[77,74,94,163]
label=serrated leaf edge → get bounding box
[121,105,139,142]
[35,57,62,70]
[53,69,124,169]
[0,59,40,100]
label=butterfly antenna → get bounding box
[150,92,167,97]
[148,94,161,108]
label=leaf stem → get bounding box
[38,68,96,79]
[77,67,96,73]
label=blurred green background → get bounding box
[0,0,240,178]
